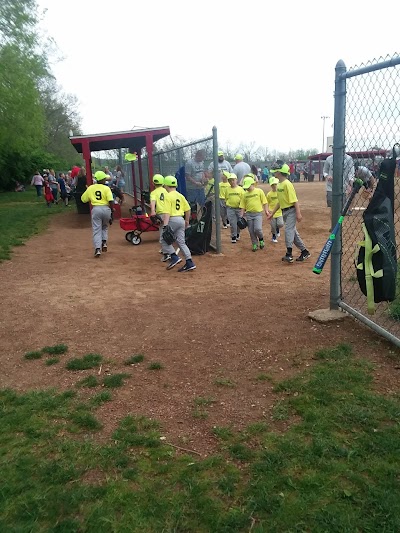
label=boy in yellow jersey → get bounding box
[150,174,171,262]
[268,163,310,263]
[224,173,244,244]
[219,170,231,228]
[239,176,270,252]
[81,171,114,257]
[162,175,196,272]
[266,177,284,243]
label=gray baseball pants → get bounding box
[283,207,306,251]
[91,205,111,249]
[227,207,241,238]
[162,216,191,260]
[220,199,228,225]
[246,212,264,245]
[270,215,284,234]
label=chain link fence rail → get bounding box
[122,132,221,252]
[330,54,400,346]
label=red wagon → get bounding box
[119,214,160,245]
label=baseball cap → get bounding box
[218,150,224,156]
[153,174,164,185]
[94,170,107,182]
[227,173,237,180]
[244,173,256,180]
[164,175,177,187]
[269,177,279,185]
[270,163,290,175]
[234,153,244,161]
[124,152,137,162]
[242,176,255,189]
[221,170,230,179]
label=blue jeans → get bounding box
[187,188,205,206]
[51,187,58,202]
[35,185,42,196]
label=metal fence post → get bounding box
[330,59,347,310]
[212,126,222,254]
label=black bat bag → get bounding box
[356,154,397,312]
[185,200,212,255]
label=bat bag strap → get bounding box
[356,223,383,315]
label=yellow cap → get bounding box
[234,154,243,161]
[269,177,279,185]
[218,150,224,156]
[124,152,137,162]
[242,177,255,189]
[221,170,230,179]
[94,171,107,181]
[164,175,177,187]
[228,173,237,180]
[270,163,290,175]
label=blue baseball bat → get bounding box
[313,179,363,274]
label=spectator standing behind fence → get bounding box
[233,154,251,186]
[208,150,232,175]
[31,171,44,196]
[115,165,125,192]
[323,149,355,207]
[185,149,207,205]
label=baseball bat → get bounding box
[313,178,364,275]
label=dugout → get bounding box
[70,126,170,209]
[308,149,387,180]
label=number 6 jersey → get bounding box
[164,190,190,217]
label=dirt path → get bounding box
[1,181,398,454]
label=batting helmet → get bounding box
[153,174,164,185]
[237,217,248,230]
[164,175,177,187]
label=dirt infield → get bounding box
[1,181,399,455]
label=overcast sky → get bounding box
[38,0,399,153]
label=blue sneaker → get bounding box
[178,260,196,272]
[166,255,182,270]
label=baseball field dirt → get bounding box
[1,181,399,455]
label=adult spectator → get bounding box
[48,169,59,204]
[57,172,70,207]
[185,149,207,205]
[289,161,296,182]
[232,154,251,185]
[76,167,88,193]
[323,151,355,207]
[354,162,375,197]
[251,165,260,182]
[261,165,269,183]
[31,171,44,196]
[115,165,125,192]
[208,150,233,175]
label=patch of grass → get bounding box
[0,189,64,261]
[148,362,163,370]
[102,373,130,388]
[214,377,236,387]
[90,391,112,406]
[192,408,208,419]
[66,353,103,371]
[45,357,60,366]
[192,397,215,420]
[124,354,144,365]
[76,376,99,388]
[2,343,400,532]
[42,344,68,355]
[24,350,42,360]
[193,396,215,407]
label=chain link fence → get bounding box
[122,135,221,251]
[331,54,400,346]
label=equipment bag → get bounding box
[356,152,397,314]
[185,200,212,255]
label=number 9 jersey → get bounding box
[164,190,190,217]
[81,183,113,206]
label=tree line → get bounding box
[0,0,82,190]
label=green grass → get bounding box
[214,377,236,387]
[66,353,103,371]
[76,375,99,388]
[24,350,42,360]
[0,189,65,261]
[102,373,130,388]
[124,354,144,365]
[1,344,400,531]
[45,357,60,366]
[148,362,163,370]
[42,344,68,355]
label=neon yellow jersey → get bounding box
[164,190,190,216]
[205,178,214,196]
[239,187,267,213]
[81,184,113,206]
[150,186,168,214]
[219,181,230,200]
[225,185,244,208]
[266,190,282,218]
[276,178,298,209]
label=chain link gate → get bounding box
[330,54,400,346]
